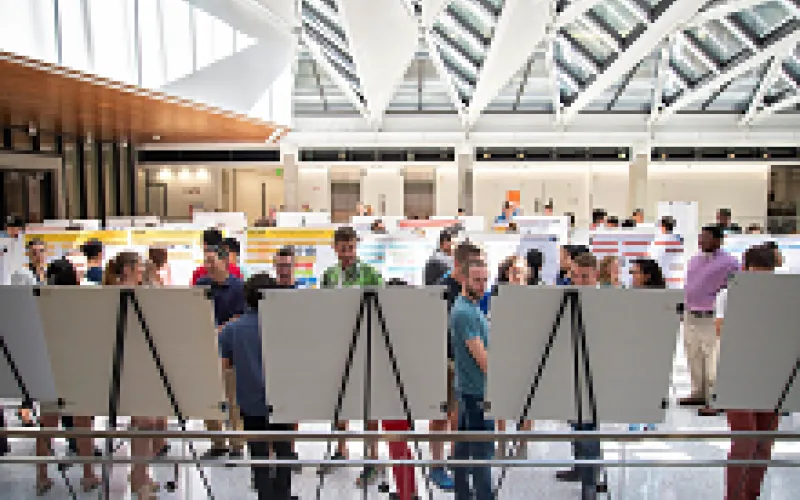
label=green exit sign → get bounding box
[275,168,284,177]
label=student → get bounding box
[597,255,620,288]
[10,238,47,286]
[590,209,607,230]
[146,247,172,286]
[451,258,492,500]
[526,248,545,286]
[195,245,246,460]
[80,239,104,284]
[717,208,742,234]
[218,273,296,500]
[606,216,619,228]
[222,237,250,280]
[1,215,25,239]
[191,229,242,285]
[555,252,604,494]
[681,224,739,416]
[424,229,454,287]
[632,208,645,225]
[543,203,554,216]
[34,259,101,495]
[494,201,515,225]
[320,226,383,486]
[721,244,779,500]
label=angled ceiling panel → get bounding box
[186,0,291,37]
[160,32,293,116]
[253,0,297,26]
[466,0,548,125]
[338,0,421,122]
[423,0,450,27]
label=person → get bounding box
[526,248,545,286]
[717,208,742,234]
[80,239,104,284]
[218,273,297,500]
[543,203,554,216]
[606,216,619,228]
[424,229,454,287]
[370,219,388,234]
[450,258,492,500]
[721,245,779,500]
[557,245,589,286]
[147,247,172,286]
[745,223,763,234]
[222,237,250,280]
[632,208,645,225]
[1,215,25,239]
[195,245,246,460]
[597,255,620,287]
[554,252,604,493]
[628,258,666,432]
[681,224,739,416]
[621,218,637,228]
[590,209,607,230]
[320,226,383,486]
[190,229,242,285]
[427,241,483,491]
[34,259,101,495]
[494,201,515,225]
[457,208,466,216]
[65,250,90,285]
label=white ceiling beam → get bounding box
[656,28,800,121]
[618,0,649,24]
[423,0,450,27]
[742,56,781,124]
[425,33,469,125]
[545,36,562,123]
[301,34,371,120]
[337,0,420,125]
[687,0,766,28]
[752,91,800,121]
[465,0,549,126]
[782,0,800,17]
[563,0,705,125]
[652,44,669,120]
[185,0,292,38]
[554,0,605,28]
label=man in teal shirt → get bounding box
[320,226,383,486]
[450,258,492,500]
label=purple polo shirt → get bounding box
[684,250,739,312]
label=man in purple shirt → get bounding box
[681,224,739,414]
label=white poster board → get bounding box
[277,212,332,228]
[431,216,485,232]
[466,233,521,285]
[517,234,560,284]
[657,201,699,261]
[260,288,448,421]
[351,216,404,233]
[590,229,656,288]
[651,233,686,288]
[193,212,247,232]
[515,216,570,245]
[714,274,800,412]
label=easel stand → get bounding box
[0,334,77,499]
[494,289,603,500]
[103,289,215,500]
[315,288,434,500]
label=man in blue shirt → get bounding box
[450,258,492,500]
[80,239,104,284]
[218,273,296,500]
[195,245,246,459]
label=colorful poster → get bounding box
[130,229,203,286]
[245,228,336,288]
[590,230,655,288]
[651,234,685,288]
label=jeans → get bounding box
[242,414,293,500]
[572,422,601,490]
[454,394,493,500]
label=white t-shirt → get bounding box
[714,288,728,319]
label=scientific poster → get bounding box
[517,234,560,285]
[590,230,655,288]
[245,228,336,288]
[130,229,203,286]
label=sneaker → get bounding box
[355,465,382,487]
[429,466,454,491]
[201,448,228,460]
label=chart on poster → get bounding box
[245,228,336,288]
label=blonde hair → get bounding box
[103,251,140,286]
[598,255,619,285]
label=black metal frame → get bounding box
[76,138,87,219]
[95,142,106,225]
[314,289,435,500]
[493,289,600,499]
[104,289,215,499]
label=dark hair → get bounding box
[202,228,224,247]
[457,208,466,214]
[27,238,45,249]
[503,201,511,210]
[276,246,294,259]
[5,215,25,228]
[334,226,358,243]
[592,209,606,223]
[660,216,676,233]
[497,256,516,284]
[633,208,644,216]
[104,251,140,285]
[386,278,409,287]
[621,219,636,228]
[526,248,543,285]
[744,245,775,270]
[454,241,481,265]
[718,208,732,217]
[573,252,597,269]
[606,216,619,226]
[631,258,666,288]
[565,244,590,260]
[702,223,725,240]
[46,258,79,286]
[222,237,240,255]
[439,229,454,246]
[148,247,168,268]
[244,273,278,309]
[80,239,103,259]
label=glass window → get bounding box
[564,19,614,66]
[735,1,792,40]
[161,0,193,82]
[689,20,743,66]
[670,39,711,84]
[195,9,234,70]
[88,0,136,83]
[139,0,165,88]
[0,0,57,63]
[591,0,640,37]
[59,0,90,72]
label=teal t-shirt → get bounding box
[450,295,490,397]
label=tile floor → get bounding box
[1,338,798,499]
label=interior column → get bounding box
[457,147,471,215]
[282,152,299,212]
[628,151,649,219]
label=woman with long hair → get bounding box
[105,252,159,498]
[35,259,101,495]
[598,255,620,288]
[145,247,171,286]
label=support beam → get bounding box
[554,0,604,28]
[185,0,293,38]
[546,37,562,121]
[751,90,800,122]
[652,45,669,119]
[742,56,780,124]
[656,26,800,121]
[426,33,469,123]
[563,0,705,125]
[687,0,766,28]
[607,59,644,110]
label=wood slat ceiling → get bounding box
[0,52,289,144]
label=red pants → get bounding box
[726,410,778,500]
[382,420,416,500]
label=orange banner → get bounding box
[397,219,459,229]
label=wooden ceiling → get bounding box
[0,52,288,144]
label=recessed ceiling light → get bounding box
[152,135,161,141]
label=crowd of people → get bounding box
[0,211,787,500]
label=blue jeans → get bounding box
[572,422,601,490]
[454,394,494,500]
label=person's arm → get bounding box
[454,312,488,374]
[465,337,488,374]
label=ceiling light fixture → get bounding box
[152,135,161,141]
[196,168,209,180]
[178,168,191,180]
[158,168,172,181]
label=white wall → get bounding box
[234,168,284,223]
[144,167,220,218]
[591,165,630,220]
[361,167,404,216]
[298,168,330,212]
[436,167,459,216]
[647,163,770,226]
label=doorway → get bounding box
[1,170,56,223]
[331,181,360,223]
[404,180,434,219]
